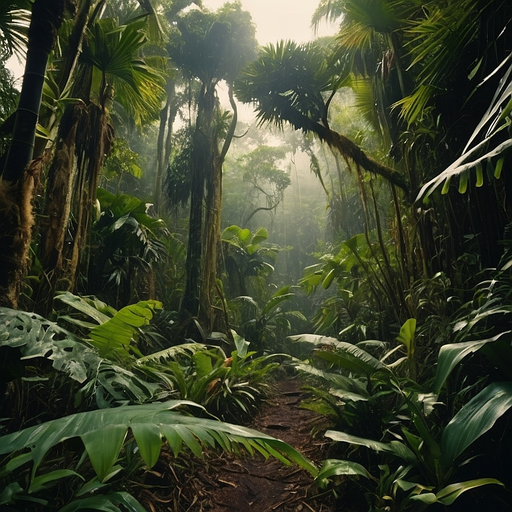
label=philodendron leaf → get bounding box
[316,344,390,378]
[89,300,162,357]
[0,401,317,480]
[435,478,504,505]
[131,423,162,470]
[293,361,370,398]
[441,381,512,467]
[55,292,112,325]
[261,286,293,316]
[289,335,390,377]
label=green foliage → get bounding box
[0,0,30,60]
[417,53,512,201]
[290,324,512,510]
[0,306,162,408]
[136,333,281,422]
[0,305,315,509]
[229,286,307,353]
[168,3,257,84]
[222,224,280,299]
[56,291,162,360]
[165,126,194,207]
[81,15,167,126]
[0,400,316,508]
[101,138,143,188]
[235,39,347,130]
[300,232,404,339]
[89,188,169,307]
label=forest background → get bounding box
[1,0,512,511]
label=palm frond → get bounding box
[0,401,318,480]
[0,1,30,60]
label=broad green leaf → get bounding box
[329,387,370,402]
[293,362,369,397]
[136,342,208,365]
[82,425,127,481]
[193,351,214,378]
[410,479,504,506]
[89,300,162,357]
[288,333,339,350]
[173,424,203,458]
[436,478,504,505]
[131,423,162,469]
[251,227,269,246]
[261,286,293,316]
[434,332,510,393]
[233,332,250,358]
[56,292,112,325]
[0,482,24,506]
[58,491,147,512]
[441,382,512,466]
[316,343,390,377]
[0,451,33,477]
[409,492,438,505]
[29,469,84,493]
[325,430,416,462]
[396,318,416,358]
[239,228,251,243]
[0,401,317,479]
[322,268,336,289]
[315,458,374,484]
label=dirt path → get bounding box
[190,377,336,511]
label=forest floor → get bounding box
[191,376,337,512]
[140,376,345,511]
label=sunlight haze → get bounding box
[201,0,337,45]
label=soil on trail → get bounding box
[190,377,336,512]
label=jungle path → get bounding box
[191,376,337,511]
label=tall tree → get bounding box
[235,40,409,195]
[37,14,165,310]
[0,0,67,308]
[168,3,256,331]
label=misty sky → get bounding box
[202,0,337,45]
[7,1,336,78]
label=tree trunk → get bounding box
[154,80,177,213]
[0,0,65,309]
[182,82,212,320]
[35,103,83,313]
[2,0,65,181]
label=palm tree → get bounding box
[312,0,512,274]
[0,0,30,61]
[235,40,409,195]
[0,0,169,309]
[37,14,166,311]
[0,0,69,308]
